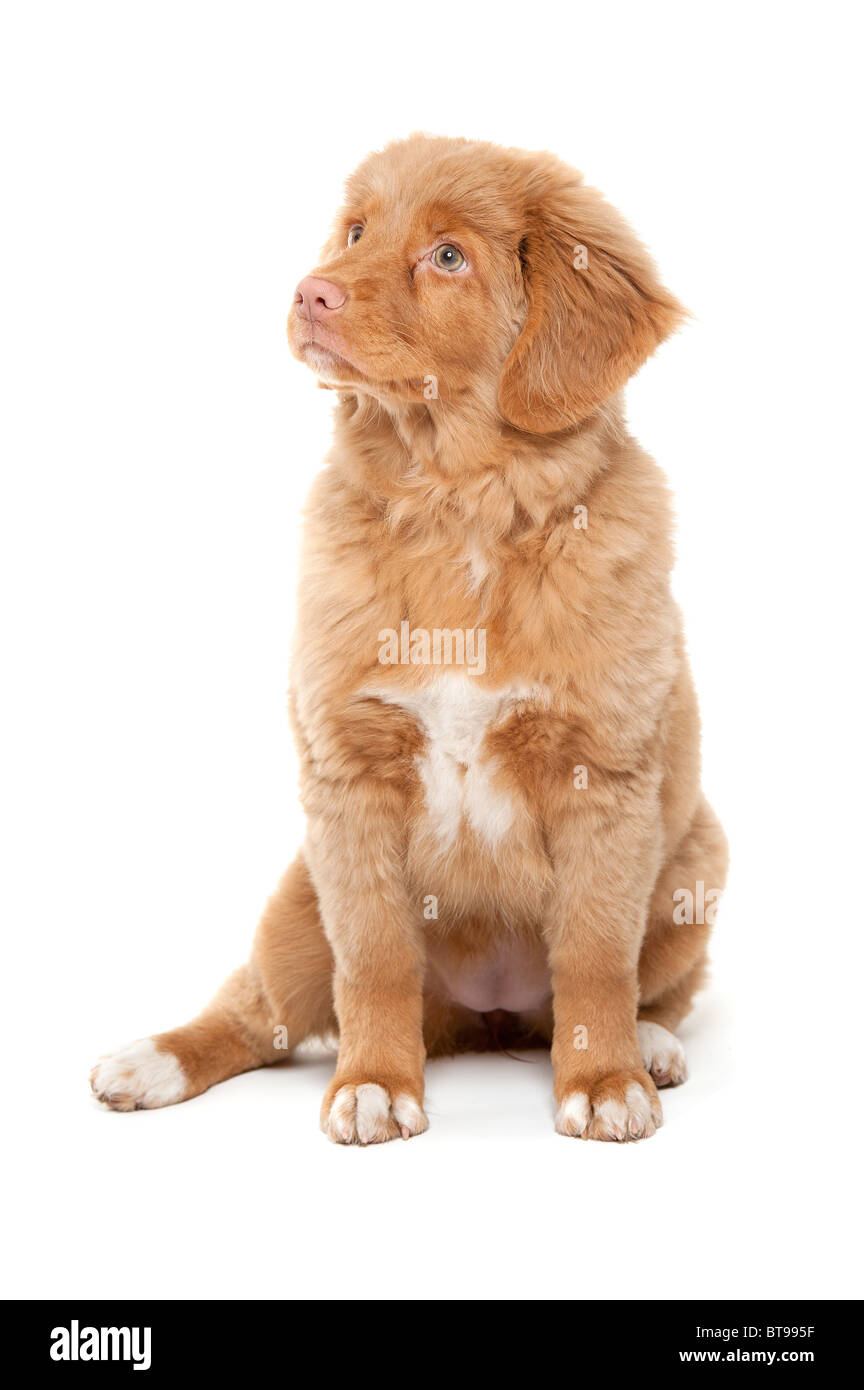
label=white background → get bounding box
[2,0,862,1302]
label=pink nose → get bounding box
[294,276,347,322]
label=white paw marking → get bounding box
[355,1083,391,1144]
[638,1021,687,1087]
[326,1084,428,1145]
[556,1081,661,1141]
[555,1091,590,1137]
[90,1038,186,1111]
[392,1092,426,1136]
[594,1084,656,1140]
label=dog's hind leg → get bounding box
[90,853,336,1110]
[636,797,728,1087]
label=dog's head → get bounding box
[288,135,683,434]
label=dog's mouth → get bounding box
[289,318,369,383]
[289,314,432,403]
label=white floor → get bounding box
[5,911,859,1301]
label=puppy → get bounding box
[91,135,728,1142]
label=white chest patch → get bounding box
[462,544,491,594]
[371,675,518,850]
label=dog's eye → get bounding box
[347,224,364,247]
[432,244,465,271]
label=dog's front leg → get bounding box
[307,791,428,1146]
[547,792,664,1142]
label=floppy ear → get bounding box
[498,167,685,433]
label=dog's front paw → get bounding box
[90,1039,187,1112]
[321,1080,428,1145]
[555,1070,662,1142]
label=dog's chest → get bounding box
[373,675,526,850]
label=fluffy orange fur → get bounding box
[91,135,728,1143]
